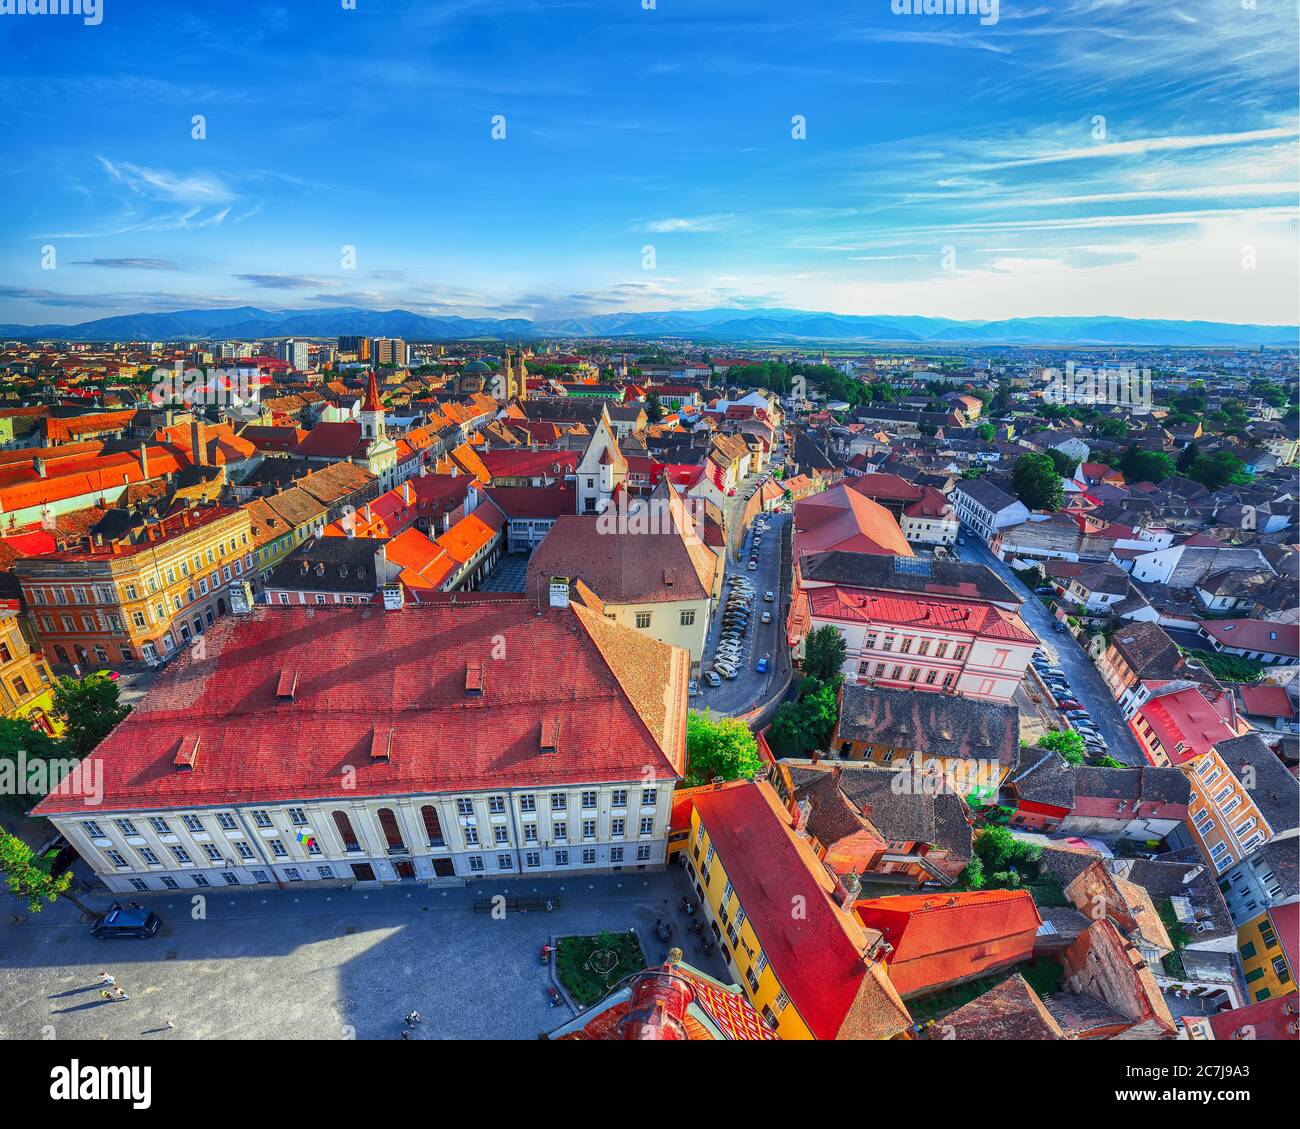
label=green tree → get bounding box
[1094,417,1128,438]
[802,625,848,683]
[644,390,664,423]
[976,423,996,442]
[973,824,1043,873]
[1038,728,1086,765]
[684,710,762,787]
[768,677,840,757]
[1176,441,1199,473]
[52,673,131,759]
[1011,452,1064,511]
[1187,449,1252,491]
[0,831,91,915]
[1119,445,1176,485]
[1046,449,1079,477]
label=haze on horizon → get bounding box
[1,0,1297,328]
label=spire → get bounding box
[362,369,383,413]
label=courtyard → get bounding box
[0,868,728,1041]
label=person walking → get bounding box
[113,987,129,1001]
[98,971,115,986]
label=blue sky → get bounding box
[1,0,1297,326]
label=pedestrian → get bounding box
[113,987,129,1001]
[99,971,115,986]
[165,1019,175,1029]
[99,990,113,1001]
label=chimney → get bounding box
[834,871,861,910]
[792,798,812,832]
[374,541,389,585]
[191,418,208,466]
[33,457,47,478]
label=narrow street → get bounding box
[953,537,1145,766]
[699,510,791,716]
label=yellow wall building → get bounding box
[1237,904,1297,1004]
[684,780,911,1040]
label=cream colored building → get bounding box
[47,781,674,893]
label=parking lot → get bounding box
[0,869,726,1041]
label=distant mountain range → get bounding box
[1,305,1295,347]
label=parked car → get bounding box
[1035,586,1055,595]
[764,591,775,602]
[705,672,722,687]
[761,611,772,623]
[747,561,757,570]
[91,904,162,940]
[1056,700,1083,712]
[688,681,699,697]
[1063,710,1089,720]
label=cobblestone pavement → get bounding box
[0,869,729,1041]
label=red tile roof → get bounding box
[1199,619,1299,658]
[691,782,911,1040]
[1206,993,1300,1042]
[34,598,688,816]
[793,484,912,560]
[806,585,1037,644]
[1134,686,1239,765]
[1239,684,1295,719]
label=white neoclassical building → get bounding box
[35,597,689,894]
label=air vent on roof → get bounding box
[174,735,200,770]
[370,727,393,763]
[663,568,675,587]
[540,718,561,752]
[276,670,297,701]
[465,661,485,696]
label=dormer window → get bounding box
[465,661,485,696]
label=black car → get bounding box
[91,903,162,940]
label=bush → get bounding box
[556,931,647,1006]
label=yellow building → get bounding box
[684,780,911,1040]
[1237,904,1297,1004]
[0,605,60,735]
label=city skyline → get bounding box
[2,0,1298,327]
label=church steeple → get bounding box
[359,370,385,439]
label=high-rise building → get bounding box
[277,339,309,372]
[373,338,407,367]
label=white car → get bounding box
[747,561,757,570]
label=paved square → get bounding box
[0,869,729,1040]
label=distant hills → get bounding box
[1,305,1295,347]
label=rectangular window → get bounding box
[636,844,651,861]
[525,851,541,868]
[468,855,484,872]
[635,611,651,629]
[171,846,192,864]
[519,794,536,813]
[680,609,695,626]
[269,839,288,859]
[640,816,655,836]
[554,849,568,866]
[582,848,596,865]
[139,847,160,866]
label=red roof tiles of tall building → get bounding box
[806,585,1037,644]
[33,598,688,816]
[691,782,911,1041]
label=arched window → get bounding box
[332,810,360,852]
[421,805,444,847]
[378,808,406,853]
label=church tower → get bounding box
[358,370,386,439]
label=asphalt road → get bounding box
[953,537,1145,766]
[697,511,790,715]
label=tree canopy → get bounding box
[802,625,848,683]
[53,672,131,759]
[1011,453,1064,511]
[684,711,762,787]
[1118,445,1176,485]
